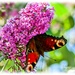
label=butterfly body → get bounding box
[25,33,67,72]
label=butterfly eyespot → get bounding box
[56,39,65,47]
[26,64,33,72]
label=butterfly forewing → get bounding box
[34,33,67,55]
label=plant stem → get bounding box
[1,59,9,72]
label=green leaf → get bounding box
[51,3,70,19]
[46,28,53,35]
[63,16,74,31]
[14,3,27,10]
[60,46,75,67]
[4,59,14,70]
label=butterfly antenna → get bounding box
[44,54,57,61]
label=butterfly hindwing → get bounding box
[26,39,40,72]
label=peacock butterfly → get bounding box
[25,33,67,72]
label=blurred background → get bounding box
[0,2,75,73]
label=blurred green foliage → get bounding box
[44,3,75,72]
[0,2,75,72]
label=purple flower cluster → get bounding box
[0,3,54,65]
